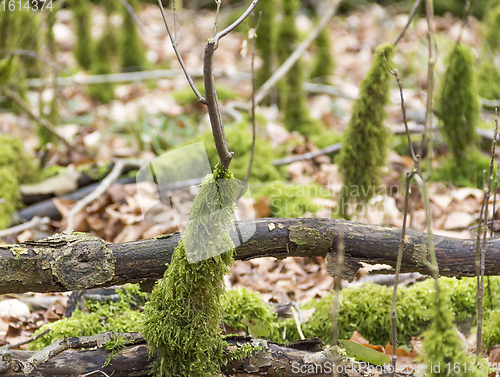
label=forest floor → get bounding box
[0,1,498,369]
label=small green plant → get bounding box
[477,58,500,100]
[104,334,127,366]
[277,0,323,136]
[120,0,147,71]
[72,0,93,70]
[436,43,480,160]
[337,43,395,209]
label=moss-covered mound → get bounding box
[29,284,147,350]
[0,135,38,228]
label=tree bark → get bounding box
[0,337,374,377]
[1,217,497,294]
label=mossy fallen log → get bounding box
[0,335,374,377]
[1,217,500,295]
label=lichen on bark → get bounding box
[141,164,240,377]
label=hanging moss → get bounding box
[72,0,93,70]
[337,43,395,208]
[310,25,334,81]
[277,0,323,136]
[142,164,240,377]
[436,43,480,160]
[120,0,147,71]
[255,0,277,88]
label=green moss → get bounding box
[477,57,500,100]
[255,0,277,88]
[337,43,395,207]
[226,342,256,361]
[190,121,283,182]
[309,129,343,151]
[172,84,239,106]
[87,5,117,103]
[436,43,480,160]
[253,181,332,217]
[277,0,323,136]
[286,277,500,347]
[422,285,475,377]
[72,0,93,70]
[142,164,240,377]
[120,0,147,71]
[484,4,500,52]
[0,167,21,230]
[430,150,492,188]
[222,287,280,341]
[483,309,500,351]
[29,284,148,350]
[104,333,127,366]
[310,25,334,81]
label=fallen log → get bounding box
[0,218,498,295]
[0,334,379,377]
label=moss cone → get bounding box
[338,43,395,207]
[436,43,480,160]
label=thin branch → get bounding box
[477,111,499,356]
[393,0,423,45]
[6,329,51,350]
[213,0,260,46]
[213,0,222,38]
[241,13,258,193]
[203,41,234,169]
[253,0,343,106]
[10,332,143,374]
[291,306,305,340]
[331,222,345,377]
[3,89,87,156]
[0,216,50,239]
[66,159,145,231]
[156,0,206,104]
[491,163,499,237]
[418,0,436,172]
[117,0,146,34]
[172,0,178,44]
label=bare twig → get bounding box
[241,13,258,193]
[418,0,437,171]
[9,332,143,374]
[253,0,343,106]
[213,0,259,46]
[213,0,221,38]
[203,41,234,169]
[491,163,499,237]
[66,159,145,230]
[331,222,345,377]
[393,0,423,45]
[6,329,51,350]
[157,0,206,104]
[0,216,50,239]
[290,306,305,340]
[3,89,86,156]
[117,0,146,34]
[477,111,499,356]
